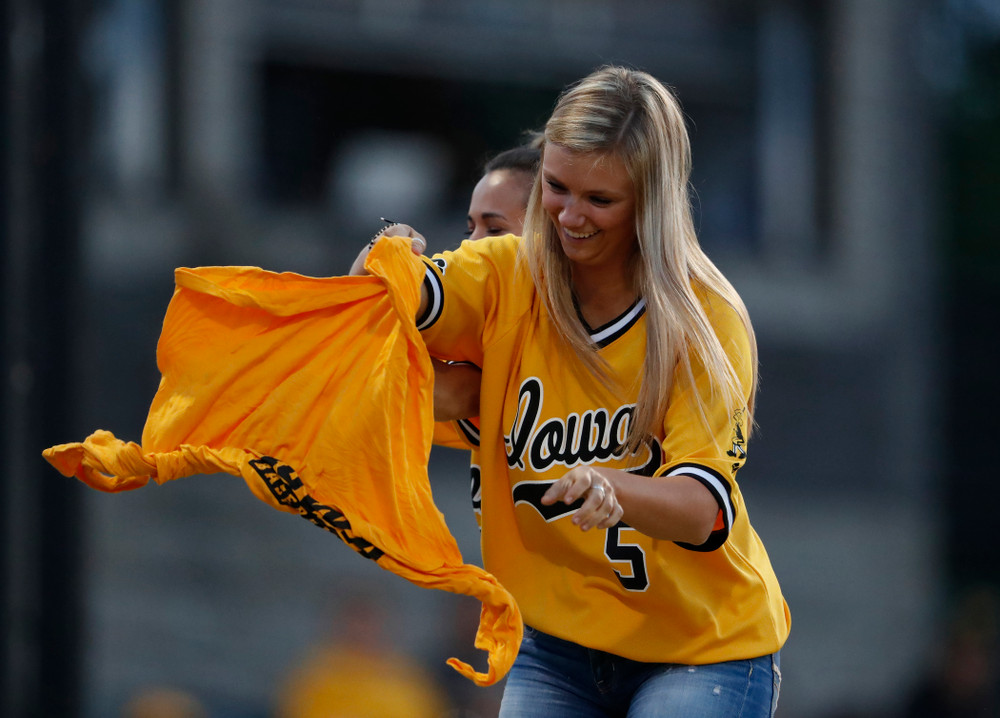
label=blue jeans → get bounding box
[498,626,781,718]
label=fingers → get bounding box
[540,468,622,532]
[351,222,427,276]
[575,480,621,531]
[591,492,625,530]
[379,223,427,255]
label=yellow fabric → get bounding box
[42,237,521,686]
[432,420,472,450]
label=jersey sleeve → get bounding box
[432,417,481,449]
[416,234,523,366]
[655,293,754,552]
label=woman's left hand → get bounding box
[541,466,624,531]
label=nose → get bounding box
[558,197,586,228]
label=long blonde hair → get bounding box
[519,65,758,454]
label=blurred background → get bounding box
[3,0,999,716]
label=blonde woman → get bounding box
[356,65,789,717]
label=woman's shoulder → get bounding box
[438,234,534,296]
[691,283,747,333]
[449,232,520,253]
[689,283,754,382]
[462,233,521,261]
[433,233,520,271]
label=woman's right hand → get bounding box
[349,223,428,276]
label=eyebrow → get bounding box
[473,211,508,220]
[542,170,622,198]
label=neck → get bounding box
[571,264,638,328]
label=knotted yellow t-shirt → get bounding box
[42,237,521,686]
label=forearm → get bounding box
[432,359,481,421]
[606,468,720,544]
[542,464,721,544]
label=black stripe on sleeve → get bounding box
[456,418,481,447]
[664,463,735,552]
[415,261,444,331]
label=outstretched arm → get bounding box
[349,224,480,421]
[349,223,430,320]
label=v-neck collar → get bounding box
[577,297,647,348]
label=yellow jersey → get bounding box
[418,234,790,665]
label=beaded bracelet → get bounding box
[369,217,399,248]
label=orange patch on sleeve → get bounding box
[713,509,725,532]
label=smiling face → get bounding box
[540,144,637,276]
[466,168,532,240]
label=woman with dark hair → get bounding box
[466,141,541,241]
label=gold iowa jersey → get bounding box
[419,235,789,665]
